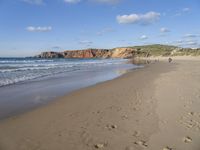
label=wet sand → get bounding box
[0,63,135,120]
[0,59,200,150]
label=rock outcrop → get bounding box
[37,52,64,58]
[111,48,135,58]
[36,49,112,59]
[62,49,111,58]
[36,48,136,59]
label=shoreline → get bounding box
[0,60,137,120]
[0,58,200,150]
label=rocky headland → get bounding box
[36,48,136,59]
[35,44,200,59]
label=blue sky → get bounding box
[0,0,200,57]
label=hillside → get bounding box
[130,44,178,56]
[133,44,200,56]
[117,44,200,57]
[36,44,200,59]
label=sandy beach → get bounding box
[0,58,200,150]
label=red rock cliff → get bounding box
[36,48,136,59]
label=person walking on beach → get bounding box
[168,57,172,63]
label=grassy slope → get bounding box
[122,44,200,57]
[132,44,177,56]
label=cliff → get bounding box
[62,49,111,58]
[111,47,136,58]
[36,49,111,58]
[36,48,136,59]
[37,51,64,58]
[35,45,200,59]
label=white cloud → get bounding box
[183,34,199,38]
[79,40,93,45]
[160,27,170,33]
[186,41,198,46]
[140,35,148,40]
[174,34,200,47]
[64,0,81,3]
[175,38,199,48]
[183,8,190,12]
[175,7,191,16]
[22,0,44,5]
[26,26,52,32]
[117,11,160,25]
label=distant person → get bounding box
[168,57,172,63]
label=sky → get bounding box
[0,0,200,57]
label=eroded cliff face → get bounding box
[36,48,136,59]
[62,49,111,58]
[111,48,135,58]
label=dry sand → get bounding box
[0,58,200,150]
[138,56,200,61]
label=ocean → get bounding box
[0,58,131,87]
[0,58,140,119]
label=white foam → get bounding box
[0,58,128,87]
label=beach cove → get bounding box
[0,58,200,150]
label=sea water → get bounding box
[0,58,140,119]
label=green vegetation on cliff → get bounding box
[132,44,177,56]
[36,44,200,59]
[125,44,200,57]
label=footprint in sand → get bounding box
[94,142,108,149]
[163,146,173,150]
[106,124,117,130]
[122,115,128,120]
[92,110,101,114]
[188,112,195,116]
[94,143,104,149]
[179,115,200,130]
[134,140,148,148]
[183,136,192,143]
